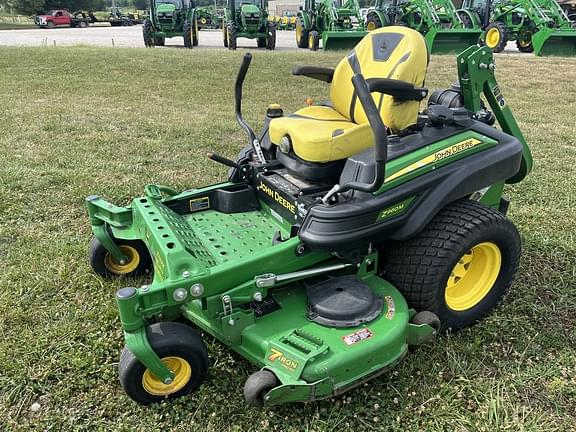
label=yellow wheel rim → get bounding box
[518,38,530,47]
[142,356,192,396]
[296,24,301,42]
[445,242,501,311]
[485,28,500,48]
[104,245,140,275]
[367,21,376,31]
[309,34,314,48]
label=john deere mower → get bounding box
[365,0,483,53]
[458,0,576,55]
[143,0,199,48]
[296,0,367,50]
[87,27,532,406]
[222,0,275,50]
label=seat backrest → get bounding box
[329,26,428,133]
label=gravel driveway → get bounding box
[0,25,524,53]
[0,26,300,50]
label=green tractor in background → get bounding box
[296,0,367,51]
[365,0,483,53]
[457,0,576,55]
[223,0,276,50]
[143,0,199,48]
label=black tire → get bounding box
[223,24,228,47]
[457,12,474,29]
[308,29,320,51]
[484,21,508,53]
[516,36,534,53]
[143,19,154,47]
[227,23,237,50]
[47,21,55,29]
[183,21,193,48]
[266,22,276,50]
[257,36,266,47]
[119,322,209,405]
[295,18,309,48]
[192,19,199,46]
[88,236,152,279]
[78,21,87,28]
[154,36,165,46]
[384,199,521,331]
[243,370,279,407]
[366,14,383,31]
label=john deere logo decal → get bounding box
[257,181,296,214]
[267,348,299,371]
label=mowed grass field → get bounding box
[0,47,575,431]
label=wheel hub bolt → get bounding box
[119,259,127,265]
[164,378,173,385]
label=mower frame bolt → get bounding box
[140,285,149,292]
[253,292,263,302]
[173,288,188,302]
[191,283,204,297]
[182,271,191,278]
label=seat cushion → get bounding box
[330,26,428,133]
[269,105,374,163]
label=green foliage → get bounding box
[11,0,45,14]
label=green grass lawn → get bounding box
[0,21,36,30]
[0,47,575,431]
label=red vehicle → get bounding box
[34,10,91,28]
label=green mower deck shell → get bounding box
[321,30,369,50]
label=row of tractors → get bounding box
[141,0,576,56]
[295,0,576,55]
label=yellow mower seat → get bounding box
[269,26,428,164]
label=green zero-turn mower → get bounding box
[86,26,533,406]
[458,0,576,55]
[143,0,199,48]
[365,0,483,53]
[295,0,368,51]
[222,0,276,50]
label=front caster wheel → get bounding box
[119,322,209,405]
[89,236,152,278]
[243,369,279,407]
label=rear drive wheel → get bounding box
[154,36,165,46]
[295,18,309,48]
[89,237,152,279]
[119,322,209,405]
[183,20,193,48]
[143,19,154,47]
[266,22,276,50]
[223,24,228,47]
[308,30,320,51]
[384,199,521,331]
[244,370,279,407]
[366,14,382,31]
[484,21,508,52]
